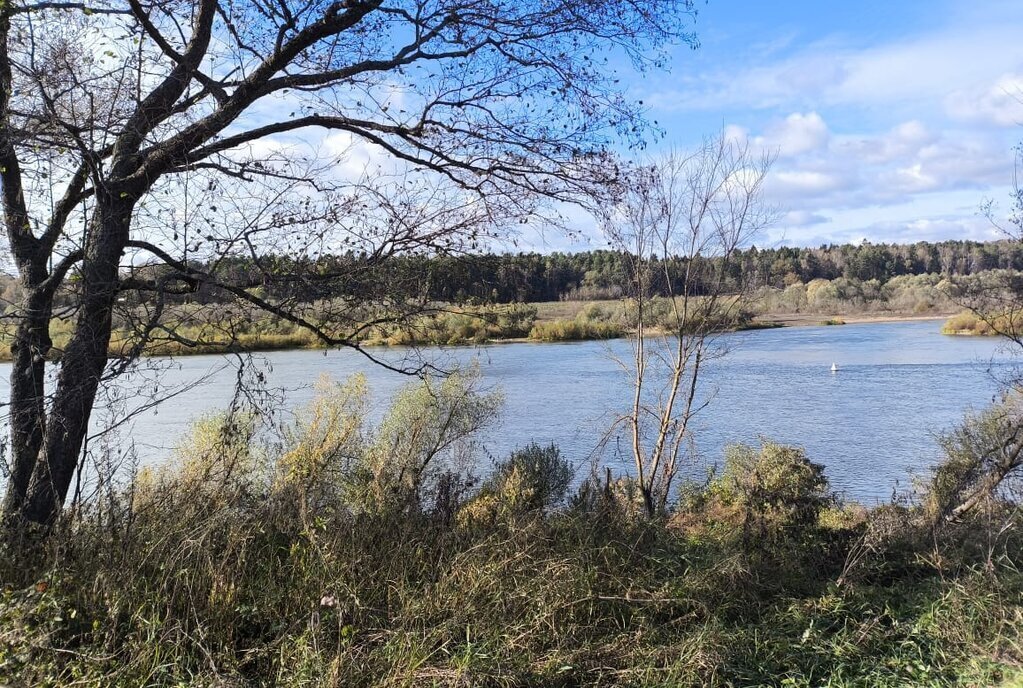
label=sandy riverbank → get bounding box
[754,312,954,328]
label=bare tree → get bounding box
[0,0,700,527]
[602,137,773,516]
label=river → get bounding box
[0,319,1014,503]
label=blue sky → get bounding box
[196,1,1023,254]
[598,0,1023,249]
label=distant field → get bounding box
[532,299,622,321]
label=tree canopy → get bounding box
[0,0,698,526]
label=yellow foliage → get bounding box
[942,310,1022,336]
[276,374,368,525]
[277,374,366,489]
[130,411,261,517]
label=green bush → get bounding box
[926,396,1023,522]
[462,443,573,523]
[684,441,834,549]
[491,443,573,511]
[350,369,502,515]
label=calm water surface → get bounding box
[2,320,1013,503]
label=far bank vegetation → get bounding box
[1,264,1021,358]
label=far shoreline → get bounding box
[754,312,953,328]
[0,310,959,364]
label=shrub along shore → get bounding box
[0,298,756,361]
[941,310,1022,337]
[1,373,1020,686]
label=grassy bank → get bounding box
[942,310,1022,337]
[0,299,742,361]
[5,496,1019,686]
[0,284,1001,363]
[2,376,1021,686]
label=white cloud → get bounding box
[709,107,1018,248]
[822,216,999,245]
[882,163,939,194]
[768,212,1002,248]
[321,130,411,180]
[783,210,830,227]
[946,71,1023,127]
[733,111,1014,213]
[840,120,935,164]
[723,123,749,144]
[715,106,1012,227]
[768,169,847,196]
[649,24,1023,115]
[754,112,829,157]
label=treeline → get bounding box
[143,239,1023,305]
[416,239,1023,303]
[3,239,1019,312]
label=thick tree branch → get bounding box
[126,0,229,104]
[133,0,384,181]
[12,2,129,15]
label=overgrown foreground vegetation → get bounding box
[2,374,1021,686]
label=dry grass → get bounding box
[533,299,623,322]
[1,387,1021,686]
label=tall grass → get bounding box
[528,319,622,341]
[1,382,1021,686]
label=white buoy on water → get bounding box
[831,362,839,373]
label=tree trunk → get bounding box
[18,200,131,525]
[1,284,54,516]
[945,436,1023,523]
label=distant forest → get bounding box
[408,239,1023,302]
[5,239,1019,310]
[227,239,1023,304]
